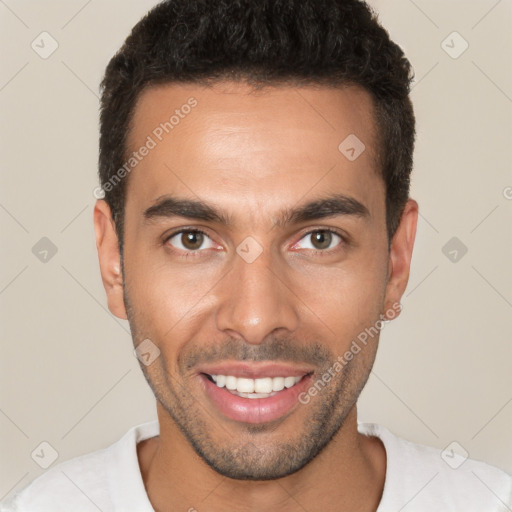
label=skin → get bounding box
[94,81,418,512]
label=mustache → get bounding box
[181,335,333,371]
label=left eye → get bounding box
[293,230,343,251]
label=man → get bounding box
[3,0,511,510]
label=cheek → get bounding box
[124,252,223,345]
[127,239,216,307]
[292,256,388,344]
[124,225,388,351]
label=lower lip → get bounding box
[200,373,313,424]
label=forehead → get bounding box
[124,81,384,224]
[128,81,378,153]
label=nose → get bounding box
[215,245,300,345]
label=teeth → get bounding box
[210,374,302,394]
[254,377,272,393]
[237,377,255,393]
[233,391,275,399]
[225,375,237,390]
[272,377,285,391]
[284,376,297,388]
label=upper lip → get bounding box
[196,361,315,379]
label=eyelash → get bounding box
[163,227,347,258]
[163,228,211,258]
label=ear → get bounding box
[93,200,127,320]
[382,199,418,319]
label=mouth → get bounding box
[203,373,305,399]
[197,363,315,424]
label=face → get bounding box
[95,81,417,480]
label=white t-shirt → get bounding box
[2,420,511,511]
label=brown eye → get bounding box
[293,230,343,252]
[167,230,214,252]
[181,231,204,250]
[310,230,332,250]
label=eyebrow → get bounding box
[143,193,370,227]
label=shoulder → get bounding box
[1,446,113,512]
[1,421,159,512]
[358,422,512,512]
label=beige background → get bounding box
[1,0,511,501]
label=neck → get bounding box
[138,403,386,512]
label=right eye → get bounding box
[165,229,216,252]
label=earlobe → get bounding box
[383,199,418,318]
[93,200,128,320]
